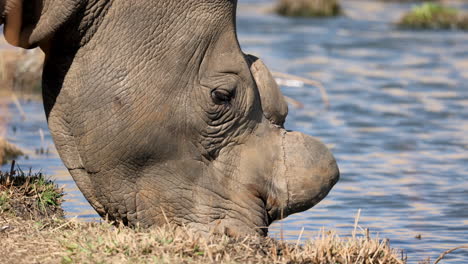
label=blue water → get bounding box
[2,1,467,262]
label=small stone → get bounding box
[0,138,23,165]
[275,0,342,17]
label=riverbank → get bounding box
[0,168,406,264]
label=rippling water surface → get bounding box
[1,1,467,263]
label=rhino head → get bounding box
[2,0,339,236]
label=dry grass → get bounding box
[0,215,407,264]
[1,170,466,264]
[0,167,407,264]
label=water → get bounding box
[1,1,467,262]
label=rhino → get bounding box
[1,0,339,236]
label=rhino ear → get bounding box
[2,0,82,49]
[245,54,288,126]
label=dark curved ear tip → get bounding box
[244,53,259,67]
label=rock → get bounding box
[458,13,468,30]
[0,138,23,165]
[275,0,342,17]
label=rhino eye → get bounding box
[211,89,233,105]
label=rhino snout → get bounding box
[271,131,339,219]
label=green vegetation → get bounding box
[398,3,468,30]
[0,167,63,219]
[275,0,342,17]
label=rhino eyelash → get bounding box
[211,88,234,105]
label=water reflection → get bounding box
[237,1,467,263]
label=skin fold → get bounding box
[1,0,339,236]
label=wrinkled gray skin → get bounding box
[1,0,339,236]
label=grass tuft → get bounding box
[0,164,63,219]
[275,0,342,18]
[398,3,468,30]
